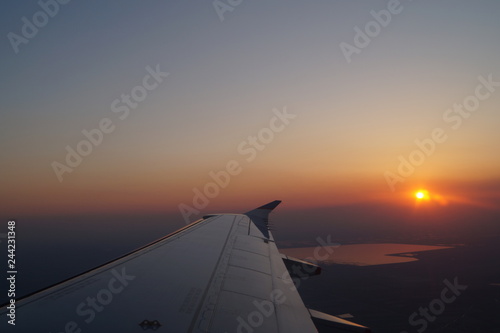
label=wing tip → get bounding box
[255,200,282,211]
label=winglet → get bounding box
[245,200,281,218]
[244,201,281,238]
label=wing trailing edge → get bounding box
[309,309,372,333]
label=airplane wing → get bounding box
[0,201,370,332]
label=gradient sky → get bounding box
[2,0,500,219]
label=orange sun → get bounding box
[415,190,429,200]
[413,189,449,206]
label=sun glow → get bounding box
[412,189,450,206]
[415,190,429,200]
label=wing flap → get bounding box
[309,309,371,333]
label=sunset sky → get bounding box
[2,0,500,221]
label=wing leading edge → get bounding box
[0,201,370,333]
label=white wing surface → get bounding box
[0,201,370,333]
